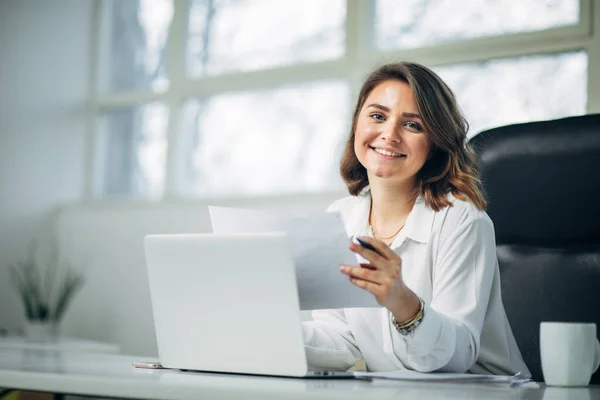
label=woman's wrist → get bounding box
[389,289,421,324]
[392,297,425,335]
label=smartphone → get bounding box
[132,361,165,369]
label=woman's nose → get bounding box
[381,123,402,143]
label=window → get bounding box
[96,103,168,198]
[99,0,173,93]
[178,81,349,196]
[436,51,588,137]
[375,0,579,51]
[187,0,346,77]
[91,0,595,200]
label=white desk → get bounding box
[0,337,120,354]
[0,347,598,400]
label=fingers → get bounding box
[340,263,400,288]
[359,263,376,271]
[344,236,404,302]
[348,277,382,296]
[340,265,380,284]
[349,240,386,265]
[354,236,398,260]
[349,238,402,272]
[341,265,397,300]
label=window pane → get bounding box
[434,51,587,137]
[178,81,349,196]
[187,0,345,77]
[99,0,173,93]
[376,0,579,51]
[97,103,168,198]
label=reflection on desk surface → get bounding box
[0,336,120,354]
[1,347,600,400]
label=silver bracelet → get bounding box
[391,298,425,336]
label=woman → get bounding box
[302,61,530,376]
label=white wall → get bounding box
[0,0,92,332]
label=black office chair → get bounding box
[470,114,600,383]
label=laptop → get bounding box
[144,232,354,378]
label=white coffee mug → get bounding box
[540,322,600,387]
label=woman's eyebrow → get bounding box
[402,112,422,119]
[366,104,422,120]
[366,103,390,112]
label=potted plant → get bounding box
[8,242,84,341]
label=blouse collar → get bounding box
[347,187,435,247]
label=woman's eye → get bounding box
[370,113,385,121]
[405,121,423,131]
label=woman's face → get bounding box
[354,80,432,185]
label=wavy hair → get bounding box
[340,61,486,211]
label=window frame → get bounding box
[86,0,600,200]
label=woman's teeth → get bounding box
[373,148,404,157]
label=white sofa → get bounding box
[53,192,344,356]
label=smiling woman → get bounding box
[353,80,431,185]
[341,62,486,212]
[303,61,531,377]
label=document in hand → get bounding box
[208,206,380,310]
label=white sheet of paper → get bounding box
[353,370,536,386]
[208,206,379,310]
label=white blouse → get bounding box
[302,189,530,376]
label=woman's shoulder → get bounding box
[442,192,493,228]
[326,193,366,213]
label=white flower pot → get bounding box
[24,320,59,342]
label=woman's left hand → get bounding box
[341,236,420,321]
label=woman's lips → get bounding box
[370,146,406,158]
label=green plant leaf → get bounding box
[43,248,58,313]
[8,240,85,323]
[52,270,84,323]
[8,265,35,319]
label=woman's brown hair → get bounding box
[340,61,487,211]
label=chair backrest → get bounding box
[470,114,600,383]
